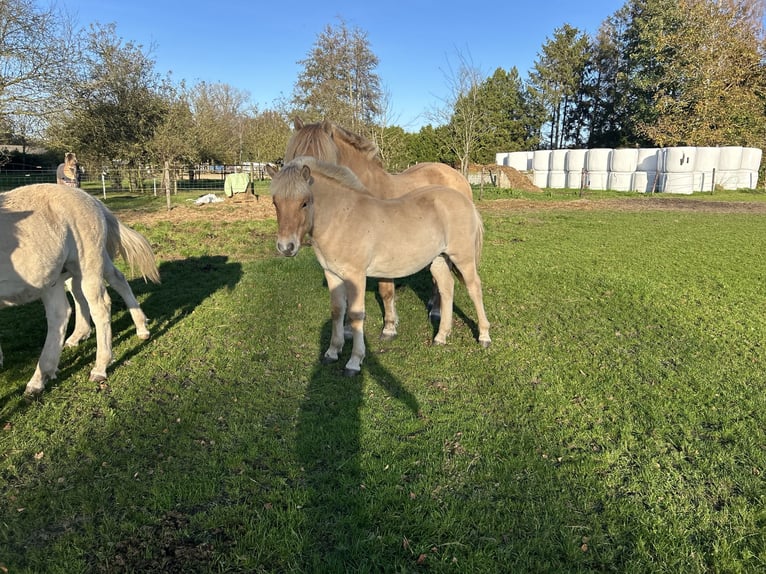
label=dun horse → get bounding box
[268,157,490,376]
[0,184,160,395]
[285,119,473,339]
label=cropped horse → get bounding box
[0,184,160,396]
[285,119,474,339]
[268,157,490,376]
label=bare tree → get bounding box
[0,0,78,138]
[427,50,486,176]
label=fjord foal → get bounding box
[285,119,474,339]
[0,184,160,395]
[268,157,490,376]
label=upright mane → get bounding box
[329,122,383,167]
[278,156,369,195]
[286,119,384,167]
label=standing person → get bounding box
[57,152,79,187]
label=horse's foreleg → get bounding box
[430,257,455,345]
[25,282,71,396]
[80,275,113,382]
[323,272,346,364]
[104,262,151,340]
[378,279,398,341]
[343,275,366,376]
[64,276,93,347]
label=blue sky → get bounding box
[64,0,626,131]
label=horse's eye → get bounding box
[301,201,309,209]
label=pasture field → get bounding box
[1,188,765,573]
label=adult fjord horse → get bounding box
[268,157,490,376]
[0,184,160,396]
[284,118,473,340]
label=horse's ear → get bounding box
[265,164,278,178]
[300,165,312,182]
[294,117,304,130]
[321,120,334,138]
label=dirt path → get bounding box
[115,195,766,227]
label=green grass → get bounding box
[1,190,765,572]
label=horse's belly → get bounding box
[366,241,442,278]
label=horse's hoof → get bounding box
[137,331,151,341]
[433,338,447,346]
[379,332,397,342]
[321,356,338,365]
[480,339,492,349]
[343,368,361,377]
[89,373,107,383]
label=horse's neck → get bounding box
[334,144,397,195]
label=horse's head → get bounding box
[267,160,315,257]
[284,120,339,164]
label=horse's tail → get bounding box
[474,207,484,267]
[103,207,161,284]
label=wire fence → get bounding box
[0,164,273,195]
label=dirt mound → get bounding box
[469,163,542,192]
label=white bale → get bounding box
[736,171,759,189]
[566,170,587,189]
[715,170,740,190]
[632,171,659,193]
[607,171,634,192]
[533,170,549,188]
[548,171,566,189]
[659,172,695,194]
[586,148,612,171]
[610,148,639,173]
[496,152,509,166]
[550,149,568,171]
[532,150,552,171]
[565,149,588,172]
[663,147,696,173]
[505,151,532,171]
[718,146,743,171]
[693,147,721,192]
[636,148,660,172]
[586,171,609,190]
[740,147,762,171]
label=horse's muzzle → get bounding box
[277,240,299,257]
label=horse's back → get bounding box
[0,184,107,305]
[397,163,473,199]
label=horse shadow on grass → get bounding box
[370,265,484,343]
[0,255,242,417]
[295,306,420,570]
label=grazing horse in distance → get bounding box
[0,184,160,396]
[268,157,490,376]
[284,118,474,339]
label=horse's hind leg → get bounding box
[80,274,113,382]
[453,259,491,347]
[430,257,454,345]
[427,255,450,320]
[103,262,151,339]
[378,279,399,341]
[65,277,93,347]
[25,282,71,396]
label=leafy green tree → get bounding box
[46,23,167,184]
[292,19,381,133]
[473,67,540,162]
[527,24,591,149]
[242,109,291,164]
[190,81,250,165]
[639,0,766,147]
